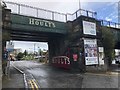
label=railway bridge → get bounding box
[2,1,120,71]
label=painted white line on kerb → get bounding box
[11,64,28,89]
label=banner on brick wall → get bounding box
[84,38,98,65]
[83,21,96,35]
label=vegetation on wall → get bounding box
[102,27,115,66]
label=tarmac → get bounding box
[1,63,120,89]
[2,65,25,89]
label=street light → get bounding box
[34,43,36,56]
[38,46,40,56]
[79,0,81,15]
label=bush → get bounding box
[16,52,24,60]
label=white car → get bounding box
[115,56,120,64]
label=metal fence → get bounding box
[4,1,97,22]
[100,20,120,29]
[68,9,97,21]
[4,1,67,22]
[4,1,120,29]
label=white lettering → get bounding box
[29,18,56,28]
[52,22,56,28]
[44,22,48,27]
[67,59,70,64]
[29,18,34,25]
[35,20,39,25]
[40,21,44,26]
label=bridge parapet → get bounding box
[4,1,120,29]
[100,19,120,29]
[4,1,67,22]
[4,1,97,22]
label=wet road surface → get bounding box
[11,60,119,88]
[11,61,83,88]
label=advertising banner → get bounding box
[83,21,96,35]
[98,47,104,65]
[84,39,98,65]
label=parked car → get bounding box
[115,56,120,64]
[34,55,45,59]
[10,55,15,61]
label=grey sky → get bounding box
[13,41,48,52]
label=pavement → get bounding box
[82,73,119,88]
[2,64,25,89]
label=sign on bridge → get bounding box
[29,18,56,28]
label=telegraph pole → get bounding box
[118,1,120,27]
[34,43,35,56]
[79,0,81,15]
[79,0,81,10]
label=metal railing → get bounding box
[100,19,120,29]
[4,1,120,29]
[4,1,67,22]
[67,9,97,21]
[4,1,97,22]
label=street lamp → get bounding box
[79,0,81,15]
[34,43,36,56]
[38,46,40,56]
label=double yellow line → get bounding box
[29,79,39,90]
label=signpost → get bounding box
[6,42,14,52]
[5,42,14,77]
[98,47,104,65]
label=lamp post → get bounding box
[79,0,81,10]
[38,46,40,56]
[79,0,81,15]
[34,43,36,56]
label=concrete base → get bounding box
[86,65,107,73]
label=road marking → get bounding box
[29,80,39,90]
[31,80,39,90]
[85,72,120,76]
[11,64,28,88]
[29,80,35,90]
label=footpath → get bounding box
[2,64,25,89]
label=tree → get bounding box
[23,50,28,56]
[38,49,42,56]
[102,27,115,67]
[16,52,24,60]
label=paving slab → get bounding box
[2,65,25,89]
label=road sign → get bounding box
[6,42,14,52]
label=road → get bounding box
[10,60,119,88]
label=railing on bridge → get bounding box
[4,1,97,22]
[100,19,120,29]
[67,9,97,21]
[4,1,120,29]
[4,1,67,22]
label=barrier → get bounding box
[52,56,70,69]
[4,1,120,28]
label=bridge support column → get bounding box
[48,37,66,64]
[2,30,11,74]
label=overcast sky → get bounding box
[3,0,119,52]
